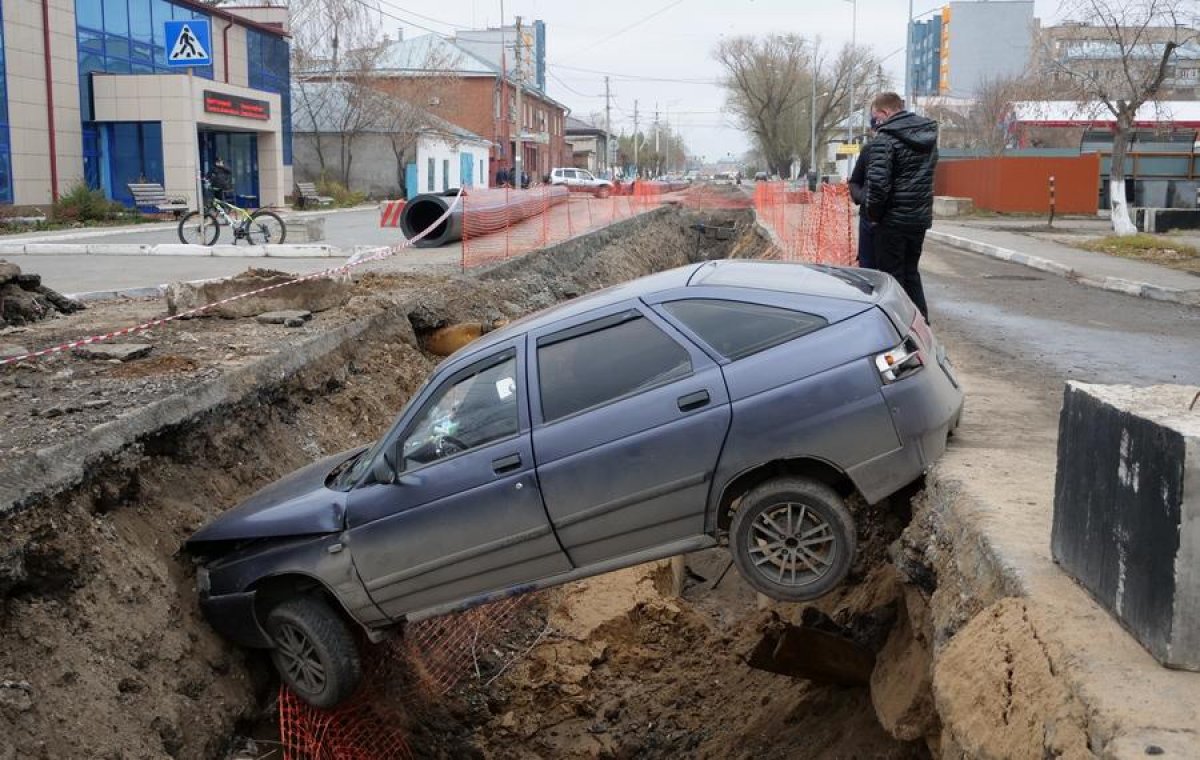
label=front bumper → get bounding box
[198,588,273,649]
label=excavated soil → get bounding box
[0,206,927,759]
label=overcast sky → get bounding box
[378,0,1069,161]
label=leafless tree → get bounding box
[922,75,1034,155]
[714,35,882,177]
[1040,0,1200,235]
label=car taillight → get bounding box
[875,336,924,383]
[909,312,933,350]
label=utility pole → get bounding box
[633,99,640,177]
[905,0,914,109]
[513,15,524,187]
[604,76,612,176]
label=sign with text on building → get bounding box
[203,91,271,121]
[835,143,861,156]
[164,19,212,68]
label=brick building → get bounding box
[368,33,569,185]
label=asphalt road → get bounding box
[923,240,1200,388]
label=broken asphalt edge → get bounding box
[927,229,1200,308]
[0,208,668,522]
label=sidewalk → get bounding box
[930,220,1200,307]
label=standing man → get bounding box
[848,115,881,269]
[865,92,938,320]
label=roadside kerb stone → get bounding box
[86,244,153,255]
[265,245,338,258]
[927,229,1200,307]
[149,244,212,257]
[210,245,267,258]
[64,285,166,302]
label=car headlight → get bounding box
[875,337,924,384]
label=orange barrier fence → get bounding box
[462,186,643,269]
[753,181,855,266]
[280,595,535,759]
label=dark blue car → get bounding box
[187,259,963,707]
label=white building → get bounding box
[291,81,490,200]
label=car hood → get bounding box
[186,447,365,546]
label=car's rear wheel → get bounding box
[729,477,856,602]
[597,186,611,199]
[265,596,362,709]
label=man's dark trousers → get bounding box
[857,215,875,269]
[874,224,928,319]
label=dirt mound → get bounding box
[0,260,83,330]
[0,208,770,758]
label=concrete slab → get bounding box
[1053,382,1200,670]
[73,343,153,362]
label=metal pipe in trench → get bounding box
[399,186,570,248]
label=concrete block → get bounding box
[22,243,87,255]
[933,196,974,217]
[0,244,25,255]
[165,269,351,318]
[210,245,266,258]
[86,244,152,256]
[265,245,336,258]
[150,244,212,257]
[283,216,325,243]
[1052,382,1200,670]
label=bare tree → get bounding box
[714,35,882,178]
[1040,0,1200,235]
[922,74,1033,155]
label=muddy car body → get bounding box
[187,259,963,707]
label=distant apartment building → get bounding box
[1038,22,1200,100]
[908,1,1035,99]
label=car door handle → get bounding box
[492,453,522,474]
[677,390,710,412]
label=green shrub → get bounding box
[316,177,367,207]
[52,183,126,223]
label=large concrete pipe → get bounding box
[399,187,570,248]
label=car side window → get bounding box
[538,314,692,422]
[661,299,828,361]
[401,355,519,469]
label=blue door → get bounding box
[405,162,418,199]
[460,152,474,188]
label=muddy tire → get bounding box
[729,477,856,602]
[265,596,362,709]
[597,186,611,199]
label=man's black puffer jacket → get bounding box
[865,111,938,230]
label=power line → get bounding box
[547,69,605,98]
[558,0,687,61]
[371,0,470,30]
[547,62,720,85]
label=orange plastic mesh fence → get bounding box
[279,595,535,760]
[753,181,855,266]
[462,187,647,269]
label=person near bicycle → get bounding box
[207,157,235,202]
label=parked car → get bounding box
[754,171,769,182]
[549,167,613,198]
[187,260,963,708]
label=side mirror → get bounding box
[371,448,398,485]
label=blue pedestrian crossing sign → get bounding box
[164,19,212,68]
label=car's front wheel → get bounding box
[265,596,362,709]
[596,186,611,199]
[729,477,856,602]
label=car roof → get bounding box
[457,260,881,361]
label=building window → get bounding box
[427,157,435,192]
[0,4,11,204]
[106,121,164,206]
[443,159,450,191]
[76,0,214,195]
[246,29,292,165]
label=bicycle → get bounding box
[177,183,287,246]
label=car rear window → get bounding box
[538,315,692,422]
[662,299,827,361]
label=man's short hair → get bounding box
[871,92,904,114]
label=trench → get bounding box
[0,205,944,759]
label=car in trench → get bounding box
[186,259,963,708]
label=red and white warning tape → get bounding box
[0,190,462,367]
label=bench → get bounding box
[295,182,334,209]
[127,183,189,216]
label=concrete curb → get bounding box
[0,242,347,257]
[927,229,1200,308]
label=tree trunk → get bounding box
[1109,112,1137,236]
